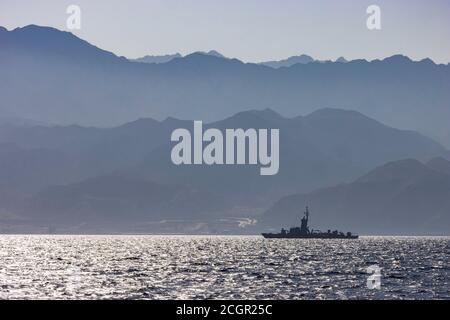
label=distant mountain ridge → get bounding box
[2,25,450,148]
[2,108,445,196]
[132,50,225,64]
[133,53,182,64]
[1,108,448,233]
[0,25,126,64]
[133,52,346,67]
[259,55,348,68]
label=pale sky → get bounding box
[1,0,449,63]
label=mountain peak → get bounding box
[335,56,348,63]
[118,117,160,129]
[133,53,182,64]
[2,24,122,65]
[132,51,227,64]
[249,108,284,119]
[260,54,315,68]
[184,52,222,60]
[306,108,370,120]
[214,108,285,127]
[382,54,413,63]
[13,24,67,35]
[419,58,435,65]
[174,52,242,68]
[356,158,435,183]
[234,108,283,119]
[192,50,226,59]
[162,116,184,124]
[205,50,225,58]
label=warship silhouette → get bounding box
[262,206,358,239]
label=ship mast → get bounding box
[300,206,310,235]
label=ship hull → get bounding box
[261,233,358,239]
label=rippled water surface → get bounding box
[0,235,449,299]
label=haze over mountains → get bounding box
[133,52,347,67]
[1,24,450,234]
[259,55,348,68]
[1,108,449,233]
[134,53,182,64]
[133,51,225,64]
[126,108,447,205]
[1,25,450,148]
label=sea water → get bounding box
[0,235,448,300]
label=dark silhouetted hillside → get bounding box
[260,159,450,235]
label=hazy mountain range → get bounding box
[259,55,348,68]
[1,24,450,234]
[1,25,450,148]
[133,52,347,67]
[133,50,225,64]
[133,53,182,64]
[1,108,449,233]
